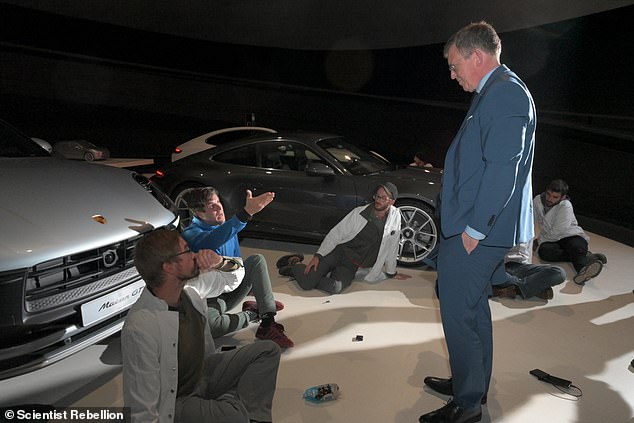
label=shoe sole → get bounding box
[573,261,603,285]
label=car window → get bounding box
[76,140,97,148]
[256,141,322,171]
[213,144,258,167]
[0,120,49,158]
[317,137,391,175]
[205,129,273,146]
[214,141,322,171]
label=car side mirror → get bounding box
[306,162,335,177]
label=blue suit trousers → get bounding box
[437,234,508,409]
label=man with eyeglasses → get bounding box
[419,22,536,423]
[283,183,410,294]
[181,187,293,348]
[122,228,280,423]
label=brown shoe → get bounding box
[492,285,518,298]
[535,287,554,300]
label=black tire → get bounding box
[396,200,438,267]
[172,183,205,231]
[84,152,95,161]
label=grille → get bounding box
[26,267,140,312]
[22,234,143,313]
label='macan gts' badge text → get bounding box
[92,214,107,224]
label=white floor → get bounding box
[1,233,632,423]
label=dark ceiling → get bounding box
[3,0,634,50]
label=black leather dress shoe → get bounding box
[419,401,482,423]
[423,377,487,404]
[424,376,454,395]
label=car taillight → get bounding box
[174,148,182,154]
[154,169,165,178]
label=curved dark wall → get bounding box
[1,3,632,243]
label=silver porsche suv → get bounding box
[0,119,177,379]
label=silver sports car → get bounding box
[0,118,177,379]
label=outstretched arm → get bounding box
[244,190,275,216]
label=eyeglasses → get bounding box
[168,248,191,259]
[373,194,392,201]
[448,51,474,73]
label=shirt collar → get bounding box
[476,65,500,93]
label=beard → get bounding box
[374,202,390,213]
[545,199,562,207]
[177,264,200,282]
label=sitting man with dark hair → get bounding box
[181,187,293,348]
[534,179,607,285]
[122,228,280,423]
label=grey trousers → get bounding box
[207,254,277,338]
[290,246,358,294]
[175,340,281,423]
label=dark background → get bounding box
[1,3,632,244]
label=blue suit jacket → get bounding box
[440,65,535,247]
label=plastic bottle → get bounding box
[303,383,340,403]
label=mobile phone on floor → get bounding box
[530,368,572,388]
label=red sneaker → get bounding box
[256,322,294,348]
[242,300,285,313]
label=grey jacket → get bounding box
[121,286,215,423]
[534,195,588,244]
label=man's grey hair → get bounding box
[444,21,502,59]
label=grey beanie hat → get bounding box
[377,182,398,200]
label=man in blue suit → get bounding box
[419,22,536,423]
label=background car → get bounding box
[53,139,111,161]
[171,126,277,161]
[0,119,177,379]
[152,131,441,266]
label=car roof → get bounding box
[227,131,343,146]
[58,139,95,147]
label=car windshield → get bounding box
[0,120,49,158]
[75,140,97,148]
[317,137,391,175]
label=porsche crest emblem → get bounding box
[92,214,107,224]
